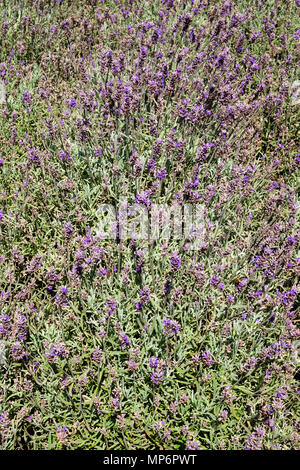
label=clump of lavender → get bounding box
[221,385,236,404]
[218,409,228,422]
[26,254,42,274]
[154,420,166,433]
[163,318,181,337]
[170,254,181,271]
[91,347,103,364]
[13,313,28,341]
[11,342,27,361]
[56,425,69,447]
[163,279,173,295]
[12,247,24,270]
[55,286,68,307]
[104,297,118,319]
[63,222,74,240]
[116,413,126,431]
[45,267,59,291]
[186,439,201,450]
[44,341,69,363]
[149,357,159,369]
[0,314,11,338]
[245,427,265,450]
[111,387,122,411]
[128,348,140,371]
[119,332,130,350]
[242,356,258,372]
[0,0,299,451]
[78,373,89,388]
[0,410,11,443]
[192,354,200,370]
[135,249,145,274]
[22,91,33,106]
[136,286,151,310]
[149,357,165,386]
[201,350,214,366]
[59,150,71,162]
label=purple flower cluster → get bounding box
[163,318,182,337]
[44,342,69,363]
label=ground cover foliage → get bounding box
[0,0,299,450]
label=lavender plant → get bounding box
[0,0,299,450]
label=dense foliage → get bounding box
[0,0,299,450]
